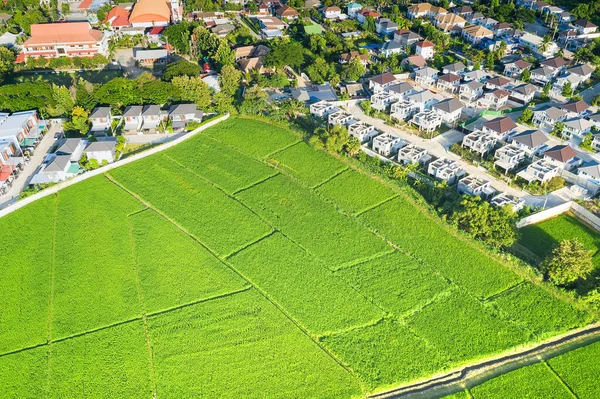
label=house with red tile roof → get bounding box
[103,6,131,29]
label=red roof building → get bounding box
[103,6,131,28]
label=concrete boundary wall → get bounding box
[570,202,600,233]
[516,200,600,234]
[0,114,230,219]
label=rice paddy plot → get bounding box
[317,168,397,214]
[205,117,300,158]
[334,251,450,316]
[51,177,144,339]
[469,362,572,399]
[47,320,152,398]
[147,289,363,399]
[108,156,273,256]
[165,133,277,194]
[129,210,247,314]
[0,197,56,353]
[321,318,451,391]
[547,339,600,398]
[236,174,392,268]
[0,347,47,398]
[228,232,385,335]
[360,197,521,299]
[269,142,348,188]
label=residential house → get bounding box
[485,76,512,91]
[442,61,466,75]
[83,138,117,164]
[394,29,421,47]
[309,101,339,118]
[328,110,354,126]
[480,89,510,110]
[490,193,525,211]
[348,121,378,142]
[258,17,286,37]
[533,106,567,131]
[371,91,397,111]
[574,19,597,34]
[55,138,86,162]
[554,64,594,93]
[510,129,549,155]
[468,12,485,24]
[592,133,600,151]
[510,83,537,104]
[492,22,512,37]
[476,17,498,29]
[452,6,473,17]
[559,100,590,119]
[461,24,493,44]
[372,133,406,156]
[357,9,380,24]
[414,67,439,87]
[103,6,131,30]
[519,32,557,57]
[396,144,431,165]
[503,59,532,78]
[141,105,163,131]
[482,116,517,140]
[517,158,560,183]
[435,13,466,33]
[168,104,203,130]
[459,80,484,102]
[212,24,236,38]
[402,55,428,70]
[291,84,338,103]
[462,130,497,156]
[463,69,490,82]
[390,100,420,121]
[376,17,397,36]
[406,90,438,111]
[388,81,416,100]
[90,107,113,132]
[562,118,594,139]
[322,6,342,19]
[578,161,600,184]
[368,72,397,93]
[540,57,568,76]
[530,66,555,85]
[432,98,463,124]
[33,155,80,183]
[543,144,580,171]
[436,73,462,94]
[380,40,403,57]
[428,157,465,183]
[457,176,495,199]
[134,49,169,66]
[122,105,143,132]
[275,5,299,19]
[339,51,370,66]
[0,111,43,158]
[346,2,362,18]
[411,110,443,133]
[494,145,527,171]
[415,40,435,60]
[407,2,447,20]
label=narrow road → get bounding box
[370,322,600,399]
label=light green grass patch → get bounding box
[269,142,348,187]
[321,318,451,391]
[108,156,272,256]
[47,321,152,398]
[236,174,392,268]
[52,177,143,339]
[548,340,600,399]
[361,197,521,299]
[317,168,397,214]
[335,251,450,316]
[165,133,277,194]
[408,291,530,363]
[0,197,55,353]
[489,283,591,338]
[147,289,363,398]
[228,232,385,335]
[0,347,47,398]
[130,210,247,314]
[469,362,571,399]
[205,117,299,158]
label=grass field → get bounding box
[0,116,596,397]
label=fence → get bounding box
[559,169,600,196]
[459,105,528,129]
[516,200,600,233]
[0,114,230,219]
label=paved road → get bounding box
[579,82,600,105]
[0,122,61,207]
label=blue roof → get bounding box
[348,3,362,8]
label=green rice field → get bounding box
[0,117,596,398]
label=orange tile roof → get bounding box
[24,22,102,46]
[104,6,130,26]
[78,0,93,9]
[129,0,171,24]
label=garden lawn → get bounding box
[317,168,397,214]
[51,177,144,339]
[334,251,450,316]
[321,318,451,391]
[228,233,385,335]
[0,347,47,398]
[205,117,299,158]
[130,210,247,314]
[47,320,152,398]
[489,283,591,338]
[407,290,530,363]
[147,289,363,398]
[164,133,277,194]
[236,174,392,268]
[548,340,600,398]
[0,197,55,353]
[108,155,272,256]
[361,197,521,299]
[469,362,571,399]
[269,142,348,188]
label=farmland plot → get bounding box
[317,168,397,215]
[147,289,363,398]
[548,340,600,398]
[361,197,521,298]
[0,197,55,353]
[51,177,144,339]
[269,142,348,187]
[227,232,385,335]
[0,347,47,398]
[47,320,152,398]
[130,210,247,314]
[108,155,272,256]
[236,174,392,268]
[165,133,277,194]
[206,117,300,158]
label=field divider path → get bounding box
[353,194,401,217]
[311,166,350,190]
[541,359,578,399]
[261,139,303,159]
[103,173,370,394]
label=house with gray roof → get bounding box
[510,129,548,155]
[380,40,403,57]
[459,80,484,102]
[388,81,415,100]
[442,61,466,74]
[432,98,463,124]
[530,66,555,85]
[406,90,438,111]
[84,138,117,164]
[168,104,204,130]
[414,67,439,87]
[578,161,600,183]
[55,138,86,162]
[141,105,164,131]
[123,105,144,132]
[31,154,81,184]
[562,118,594,139]
[533,106,567,131]
[510,83,537,104]
[90,107,113,132]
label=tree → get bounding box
[68,106,89,134]
[213,39,235,70]
[517,108,533,125]
[344,136,361,156]
[163,21,191,54]
[162,60,202,81]
[93,77,141,108]
[247,1,258,13]
[552,121,564,138]
[340,57,366,82]
[172,75,211,108]
[364,16,376,32]
[324,124,349,153]
[48,84,74,117]
[305,57,336,84]
[264,40,304,69]
[521,68,530,83]
[0,47,15,82]
[592,94,600,106]
[562,81,573,97]
[219,65,242,97]
[140,80,178,104]
[359,100,373,116]
[485,51,495,71]
[194,26,220,57]
[539,34,552,55]
[540,239,594,286]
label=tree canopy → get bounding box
[541,239,594,286]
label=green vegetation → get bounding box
[0,347,48,398]
[548,340,600,398]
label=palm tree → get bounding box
[538,34,552,54]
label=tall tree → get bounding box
[172,76,211,108]
[541,239,594,286]
[219,65,242,97]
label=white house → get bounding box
[480,89,509,111]
[348,121,378,143]
[461,24,493,44]
[490,193,525,212]
[414,67,439,87]
[517,159,560,183]
[543,144,580,171]
[432,98,463,124]
[406,90,439,111]
[368,72,396,93]
[562,118,594,139]
[322,6,342,19]
[510,129,549,156]
[494,145,527,171]
[533,107,568,131]
[428,157,465,183]
[411,110,443,133]
[436,73,462,94]
[371,91,397,111]
[519,32,557,57]
[396,144,431,165]
[510,84,537,104]
[462,130,497,156]
[141,105,163,131]
[90,107,113,132]
[310,101,339,118]
[457,176,495,199]
[380,40,403,57]
[328,110,354,126]
[503,59,532,78]
[84,138,117,164]
[122,105,143,132]
[372,133,406,156]
[482,117,517,141]
[459,81,484,102]
[168,104,203,130]
[574,19,597,34]
[415,40,435,60]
